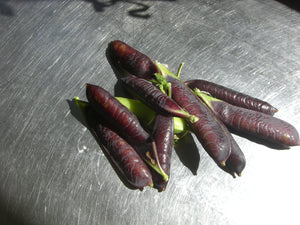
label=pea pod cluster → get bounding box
[73,40,299,191]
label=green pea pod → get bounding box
[115,97,156,128]
[115,97,189,134]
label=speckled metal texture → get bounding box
[0,1,299,225]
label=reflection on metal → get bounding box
[0,1,299,225]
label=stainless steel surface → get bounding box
[1,1,299,225]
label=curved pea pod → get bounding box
[185,79,278,115]
[94,125,153,190]
[195,91,300,147]
[107,40,159,80]
[120,75,191,119]
[74,98,153,190]
[151,114,174,192]
[165,75,232,166]
[86,83,168,181]
[86,83,150,146]
[219,132,246,178]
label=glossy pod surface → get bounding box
[86,84,168,181]
[208,103,246,177]
[108,40,159,80]
[210,100,300,146]
[186,79,278,115]
[151,114,174,191]
[166,76,232,166]
[86,107,153,189]
[222,134,246,177]
[86,83,150,146]
[121,75,190,118]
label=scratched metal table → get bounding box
[1,1,300,225]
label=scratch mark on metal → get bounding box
[77,207,81,225]
[47,55,62,71]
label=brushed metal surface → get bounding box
[0,1,299,225]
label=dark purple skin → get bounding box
[86,83,168,180]
[108,40,159,80]
[86,107,153,190]
[207,104,246,177]
[220,133,246,177]
[151,114,174,191]
[209,100,300,146]
[166,76,232,166]
[86,83,150,146]
[121,75,190,118]
[185,79,278,115]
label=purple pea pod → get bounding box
[86,83,169,181]
[75,99,153,190]
[218,129,246,177]
[120,75,191,119]
[186,79,278,115]
[107,40,159,80]
[86,83,150,146]
[195,91,300,147]
[165,76,232,167]
[151,114,174,191]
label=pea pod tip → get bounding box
[220,161,226,167]
[149,182,154,188]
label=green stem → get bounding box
[154,62,202,125]
[155,61,178,79]
[193,88,222,109]
[150,163,169,181]
[176,62,184,78]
